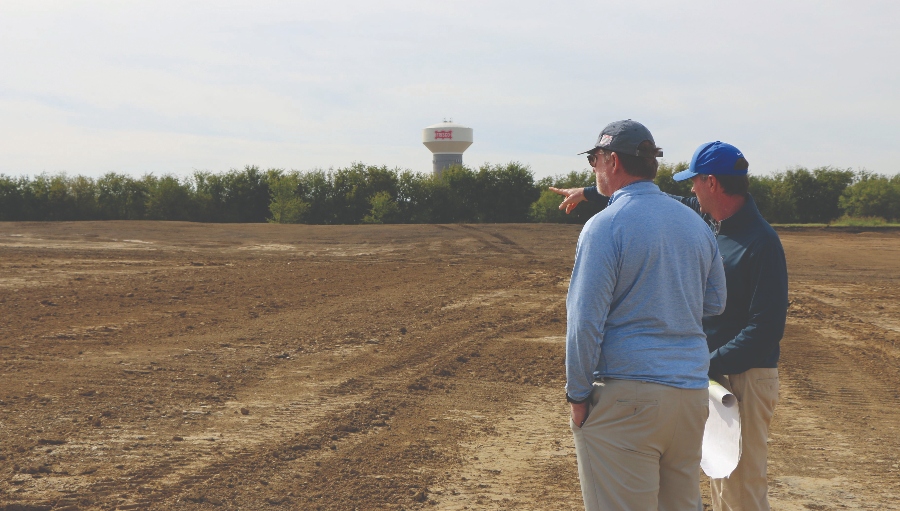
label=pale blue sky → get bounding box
[1,1,898,180]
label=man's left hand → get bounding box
[570,401,588,428]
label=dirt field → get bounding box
[0,222,898,511]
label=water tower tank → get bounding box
[422,121,473,176]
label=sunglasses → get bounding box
[587,151,605,166]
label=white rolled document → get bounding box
[700,379,741,478]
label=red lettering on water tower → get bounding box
[434,130,453,140]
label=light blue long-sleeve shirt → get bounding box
[565,181,726,401]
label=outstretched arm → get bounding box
[549,187,586,214]
[549,186,605,214]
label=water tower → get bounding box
[422,120,473,176]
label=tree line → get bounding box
[1,163,898,224]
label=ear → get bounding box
[609,152,622,172]
[707,175,720,192]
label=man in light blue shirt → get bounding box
[565,120,726,511]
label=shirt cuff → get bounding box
[583,186,603,203]
[566,393,589,404]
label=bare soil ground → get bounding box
[0,222,898,511]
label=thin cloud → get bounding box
[0,1,897,179]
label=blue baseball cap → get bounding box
[673,141,748,182]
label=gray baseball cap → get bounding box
[579,119,663,157]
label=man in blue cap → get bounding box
[553,141,789,511]
[565,121,727,510]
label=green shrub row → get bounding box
[1,163,897,224]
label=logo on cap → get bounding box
[599,134,613,147]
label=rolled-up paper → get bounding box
[701,379,741,478]
[709,379,737,407]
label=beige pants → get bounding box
[710,368,779,511]
[571,379,709,511]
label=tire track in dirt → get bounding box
[430,333,581,511]
[455,225,535,256]
[766,286,900,509]
[56,273,566,509]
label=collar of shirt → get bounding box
[718,194,762,236]
[607,180,657,206]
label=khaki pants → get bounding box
[571,379,709,511]
[710,368,779,511]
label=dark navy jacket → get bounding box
[583,187,789,375]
